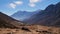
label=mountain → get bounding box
[0,12,24,28]
[36,2,60,26]
[11,11,39,21]
[11,2,60,26]
[23,2,60,26]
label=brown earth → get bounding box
[0,25,60,34]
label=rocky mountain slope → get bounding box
[23,2,60,26]
[0,12,24,28]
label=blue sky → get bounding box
[0,0,60,16]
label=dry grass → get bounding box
[0,25,60,34]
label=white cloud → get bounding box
[30,0,39,3]
[29,3,35,7]
[9,3,16,9]
[29,0,40,7]
[14,1,23,5]
[9,1,23,9]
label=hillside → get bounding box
[0,12,24,28]
[23,2,60,26]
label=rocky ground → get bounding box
[0,25,60,34]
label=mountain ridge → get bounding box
[11,2,60,26]
[23,2,60,26]
[0,12,24,28]
[11,11,40,21]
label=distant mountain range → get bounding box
[11,2,60,26]
[0,12,24,28]
[11,11,40,21]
